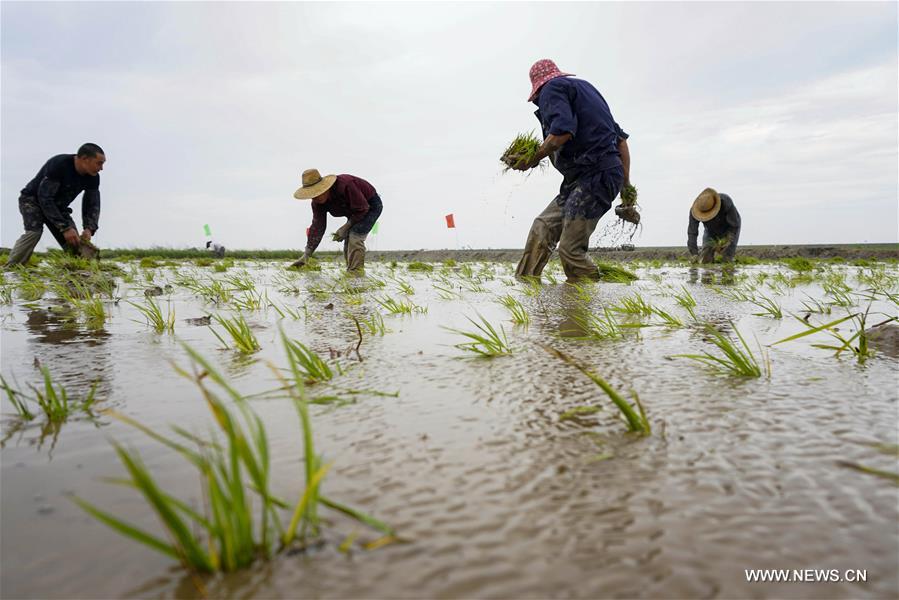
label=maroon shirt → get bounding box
[306,174,376,253]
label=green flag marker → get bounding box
[371,222,379,235]
[203,224,211,236]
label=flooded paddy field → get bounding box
[1,255,897,599]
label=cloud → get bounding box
[2,2,896,252]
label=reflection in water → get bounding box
[24,304,111,346]
[688,265,737,285]
[1,306,116,452]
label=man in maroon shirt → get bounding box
[291,168,383,271]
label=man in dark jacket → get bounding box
[290,168,383,272]
[6,143,105,267]
[687,188,741,263]
[512,59,631,281]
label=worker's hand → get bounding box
[63,227,80,247]
[510,156,536,171]
[332,224,351,242]
[80,229,92,243]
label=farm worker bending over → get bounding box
[206,240,226,258]
[513,59,631,281]
[687,188,741,263]
[291,169,383,272]
[6,143,106,267]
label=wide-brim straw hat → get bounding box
[294,168,336,200]
[691,188,722,222]
[528,59,574,102]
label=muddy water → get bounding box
[1,260,897,599]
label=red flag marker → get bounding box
[445,214,456,229]
[306,227,311,236]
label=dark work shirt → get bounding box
[688,193,741,254]
[306,174,376,253]
[533,77,628,182]
[21,154,101,233]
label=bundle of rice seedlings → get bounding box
[614,183,640,225]
[500,131,542,171]
[78,239,100,260]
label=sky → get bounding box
[1,1,897,253]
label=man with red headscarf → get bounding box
[513,59,631,281]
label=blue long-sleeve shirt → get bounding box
[533,76,628,182]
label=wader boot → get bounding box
[5,230,43,267]
[557,216,601,280]
[516,200,564,278]
[344,231,368,272]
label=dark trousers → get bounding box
[6,195,76,266]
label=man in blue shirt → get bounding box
[513,59,631,281]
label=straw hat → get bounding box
[528,59,574,102]
[293,168,337,200]
[691,188,722,222]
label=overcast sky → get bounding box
[2,1,896,253]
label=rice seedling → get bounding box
[209,314,260,353]
[406,261,434,272]
[15,274,47,301]
[772,308,892,364]
[673,286,698,321]
[72,341,393,574]
[500,130,543,171]
[800,294,832,315]
[394,279,415,295]
[272,272,302,295]
[460,279,487,293]
[445,314,512,358]
[498,294,530,327]
[748,293,783,319]
[375,296,426,315]
[836,461,899,485]
[0,285,12,304]
[433,281,462,300]
[610,293,654,317]
[282,338,334,383]
[1,368,97,423]
[559,405,602,421]
[595,261,638,283]
[672,323,768,378]
[650,305,684,328]
[232,289,267,311]
[129,297,175,333]
[856,266,898,295]
[823,281,856,308]
[565,307,631,340]
[223,271,256,292]
[520,277,543,297]
[79,294,107,327]
[139,256,162,269]
[543,345,650,435]
[711,284,754,303]
[783,257,814,272]
[565,279,595,304]
[358,311,390,336]
[269,302,305,321]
